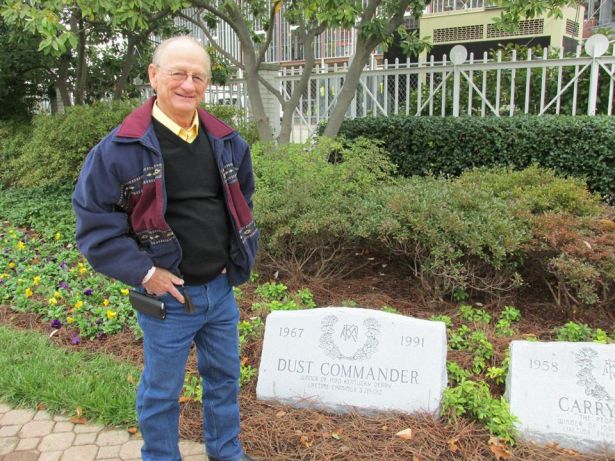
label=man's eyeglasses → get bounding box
[160,68,209,87]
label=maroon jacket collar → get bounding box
[116,97,235,139]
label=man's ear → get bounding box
[148,63,158,91]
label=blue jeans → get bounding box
[136,274,243,461]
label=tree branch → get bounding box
[256,1,278,69]
[178,10,243,69]
[281,25,322,108]
[190,0,239,35]
[383,0,412,36]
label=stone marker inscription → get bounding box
[256,307,447,414]
[506,341,615,453]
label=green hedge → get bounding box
[329,116,615,203]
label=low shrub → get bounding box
[252,137,396,278]
[10,100,138,187]
[355,173,531,297]
[0,120,31,185]
[356,165,613,304]
[202,103,259,146]
[331,116,615,204]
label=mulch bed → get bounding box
[1,268,614,461]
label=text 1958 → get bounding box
[529,359,558,372]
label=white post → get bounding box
[453,65,460,117]
[450,45,467,117]
[585,34,610,115]
[587,57,600,115]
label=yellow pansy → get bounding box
[0,273,9,279]
[106,310,117,320]
[74,300,84,310]
[120,288,129,296]
[66,316,75,323]
[25,288,33,298]
[48,298,58,305]
[8,262,15,269]
[54,291,62,299]
[103,299,110,307]
[17,241,25,250]
[54,232,62,240]
[33,276,41,285]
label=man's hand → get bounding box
[142,267,185,304]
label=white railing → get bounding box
[278,36,615,142]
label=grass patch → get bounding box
[0,325,139,426]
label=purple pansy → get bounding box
[83,289,93,296]
[50,319,62,329]
[70,334,81,345]
[59,281,69,290]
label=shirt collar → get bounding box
[152,102,199,142]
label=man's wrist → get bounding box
[142,266,156,284]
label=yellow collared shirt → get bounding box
[152,103,199,143]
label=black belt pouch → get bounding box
[129,290,166,320]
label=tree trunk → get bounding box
[242,49,274,142]
[56,54,72,109]
[322,0,411,138]
[74,13,87,105]
[277,31,318,144]
[322,44,373,138]
[245,69,274,142]
[113,34,138,101]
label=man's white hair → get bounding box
[152,35,211,77]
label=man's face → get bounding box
[148,41,210,125]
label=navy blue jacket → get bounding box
[72,98,258,287]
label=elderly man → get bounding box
[72,36,258,461]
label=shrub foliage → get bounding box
[254,139,614,306]
[9,100,138,187]
[253,137,396,278]
[330,115,615,204]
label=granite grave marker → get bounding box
[506,340,615,453]
[256,307,448,414]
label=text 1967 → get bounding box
[279,327,304,338]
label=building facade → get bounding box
[418,3,585,62]
[178,1,598,69]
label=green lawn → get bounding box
[0,325,139,426]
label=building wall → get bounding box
[419,5,584,61]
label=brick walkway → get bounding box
[0,402,207,461]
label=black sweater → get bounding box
[153,119,231,285]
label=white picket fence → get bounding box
[204,35,615,142]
